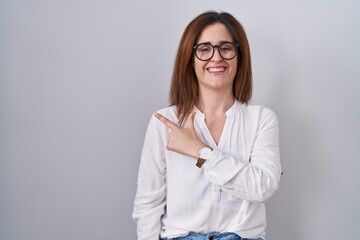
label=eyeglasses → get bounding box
[193,42,239,61]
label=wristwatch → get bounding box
[196,145,213,168]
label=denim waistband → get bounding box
[162,231,262,240]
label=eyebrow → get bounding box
[196,41,233,45]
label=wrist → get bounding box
[196,145,213,168]
[191,142,207,159]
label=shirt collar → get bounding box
[193,100,241,118]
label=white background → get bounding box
[1,0,359,239]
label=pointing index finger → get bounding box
[154,113,178,130]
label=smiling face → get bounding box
[194,23,238,94]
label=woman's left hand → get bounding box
[154,112,206,159]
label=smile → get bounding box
[207,67,226,74]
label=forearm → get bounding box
[133,189,165,240]
[203,149,281,203]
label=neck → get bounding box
[197,89,235,115]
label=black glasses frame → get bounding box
[193,42,239,61]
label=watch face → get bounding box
[200,147,213,159]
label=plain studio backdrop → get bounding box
[1,0,359,239]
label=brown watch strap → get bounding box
[196,157,206,168]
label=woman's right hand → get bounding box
[154,112,206,159]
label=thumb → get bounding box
[186,112,196,130]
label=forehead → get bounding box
[197,23,233,44]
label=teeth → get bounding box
[208,67,225,72]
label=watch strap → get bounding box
[196,157,206,168]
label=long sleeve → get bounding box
[203,107,281,203]
[132,116,167,240]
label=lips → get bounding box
[207,67,226,74]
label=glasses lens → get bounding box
[195,43,213,61]
[219,43,237,60]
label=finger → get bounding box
[185,112,196,130]
[154,113,178,130]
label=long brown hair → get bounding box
[170,11,252,125]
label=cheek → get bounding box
[230,61,238,76]
[194,61,206,77]
[231,65,237,75]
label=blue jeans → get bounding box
[162,232,262,240]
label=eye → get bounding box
[220,44,234,52]
[198,45,211,53]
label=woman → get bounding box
[132,11,282,240]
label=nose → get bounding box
[211,46,223,61]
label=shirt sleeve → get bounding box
[203,107,282,203]
[132,116,166,240]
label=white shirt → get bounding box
[132,101,282,240]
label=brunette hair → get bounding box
[169,11,252,125]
